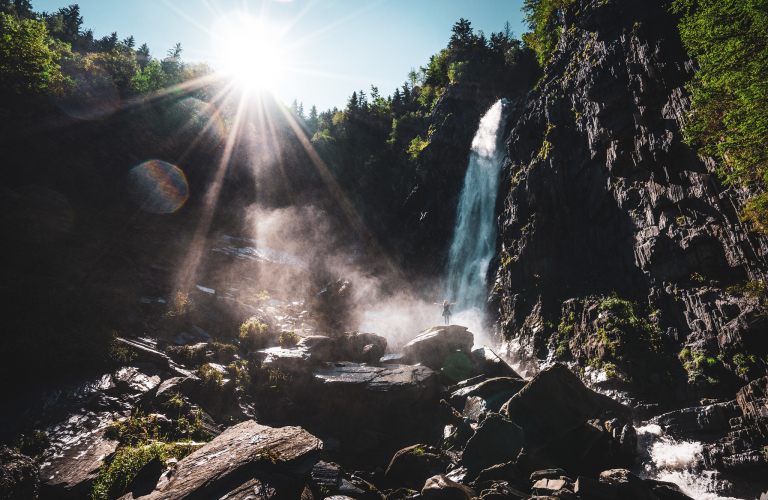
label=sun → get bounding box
[211,13,288,92]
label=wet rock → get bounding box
[470,347,522,379]
[307,362,437,426]
[641,479,694,500]
[140,421,321,499]
[574,476,617,500]
[599,470,657,500]
[311,460,340,490]
[736,376,768,440]
[152,376,199,406]
[530,469,567,482]
[402,326,474,371]
[532,478,567,495]
[380,354,405,364]
[122,456,165,498]
[39,427,119,499]
[332,332,388,364]
[112,363,162,394]
[0,445,39,500]
[474,461,521,484]
[650,401,740,435]
[385,444,442,487]
[449,377,527,412]
[422,474,476,500]
[501,364,630,453]
[462,396,487,423]
[462,414,524,473]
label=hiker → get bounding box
[435,300,459,325]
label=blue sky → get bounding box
[33,0,528,111]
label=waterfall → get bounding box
[444,100,507,339]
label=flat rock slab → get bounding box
[143,421,321,500]
[462,414,524,473]
[39,427,119,499]
[402,325,474,370]
[307,362,437,424]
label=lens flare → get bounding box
[127,160,189,213]
[54,68,120,120]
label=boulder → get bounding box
[533,478,567,495]
[470,347,521,378]
[641,479,694,500]
[599,470,658,500]
[402,326,474,371]
[332,332,387,363]
[39,427,119,499]
[462,414,524,473]
[574,476,617,500]
[112,363,162,394]
[500,364,630,453]
[474,461,521,484]
[140,421,321,499]
[307,362,437,424]
[449,377,527,412]
[530,469,568,482]
[422,474,476,500]
[384,444,442,486]
[0,446,39,500]
[153,376,199,406]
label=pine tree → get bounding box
[122,35,135,49]
[136,43,150,69]
[348,91,358,111]
[298,102,305,120]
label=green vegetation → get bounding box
[521,0,576,64]
[239,319,270,350]
[166,291,192,318]
[597,295,666,359]
[673,0,768,232]
[278,331,300,347]
[13,430,50,459]
[166,344,207,366]
[91,441,198,500]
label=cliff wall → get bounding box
[492,0,768,403]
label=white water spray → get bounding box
[444,100,507,346]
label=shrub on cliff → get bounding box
[673,0,768,232]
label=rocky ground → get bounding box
[2,260,768,500]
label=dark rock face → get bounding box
[402,326,474,371]
[0,446,39,500]
[492,0,768,391]
[461,414,524,474]
[598,469,657,500]
[500,364,629,453]
[393,85,499,277]
[141,421,321,500]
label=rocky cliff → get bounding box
[491,0,768,404]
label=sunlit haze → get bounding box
[31,0,527,110]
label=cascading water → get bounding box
[444,100,507,345]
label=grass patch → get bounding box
[239,319,270,350]
[165,344,207,366]
[278,331,300,347]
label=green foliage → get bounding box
[239,319,270,350]
[14,430,50,459]
[727,279,768,314]
[597,294,666,358]
[197,363,224,391]
[679,348,692,361]
[407,135,429,161]
[672,0,768,232]
[207,342,237,364]
[0,12,71,112]
[521,0,576,64]
[91,441,197,500]
[166,290,192,318]
[107,331,136,365]
[166,344,207,366]
[278,331,300,347]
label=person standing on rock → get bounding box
[436,300,459,325]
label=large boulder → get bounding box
[736,376,768,440]
[462,414,524,473]
[422,474,476,500]
[385,444,442,487]
[39,427,119,499]
[141,421,321,499]
[449,377,527,412]
[0,446,39,500]
[469,347,521,379]
[599,470,658,500]
[307,362,437,424]
[402,326,474,371]
[500,364,630,453]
